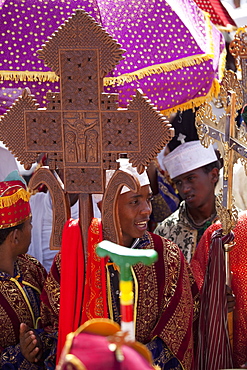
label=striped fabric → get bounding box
[195,228,234,370]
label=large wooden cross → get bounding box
[0,10,174,253]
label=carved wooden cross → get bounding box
[229,27,247,103]
[0,10,174,252]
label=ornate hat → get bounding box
[106,157,150,194]
[162,140,217,179]
[0,171,31,229]
[57,319,156,370]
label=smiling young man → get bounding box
[117,184,153,246]
[41,159,200,370]
[155,140,220,263]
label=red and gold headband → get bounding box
[0,180,31,229]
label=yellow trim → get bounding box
[202,11,226,82]
[1,52,215,87]
[74,318,120,336]
[35,316,41,329]
[0,213,31,229]
[10,277,37,328]
[106,265,114,321]
[104,53,214,87]
[22,280,41,295]
[131,266,138,335]
[0,70,59,82]
[56,332,76,370]
[161,78,221,115]
[0,188,31,209]
[64,354,86,370]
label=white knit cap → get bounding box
[162,140,217,179]
[106,158,150,194]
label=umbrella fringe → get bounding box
[0,70,59,82]
[161,78,220,115]
[1,52,215,85]
[103,54,214,87]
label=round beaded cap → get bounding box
[0,0,226,115]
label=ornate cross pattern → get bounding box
[195,67,247,349]
[0,10,174,249]
[229,27,247,103]
[195,70,245,234]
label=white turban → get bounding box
[162,141,217,179]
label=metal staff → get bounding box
[195,71,245,349]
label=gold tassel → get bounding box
[0,70,59,82]
[104,53,214,87]
[161,78,220,115]
[0,188,31,209]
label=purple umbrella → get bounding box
[0,0,226,116]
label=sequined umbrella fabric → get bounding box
[0,0,226,116]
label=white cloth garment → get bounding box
[28,192,79,272]
[28,191,101,272]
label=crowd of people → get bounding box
[0,136,246,369]
[1,2,247,370]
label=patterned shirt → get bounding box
[154,201,218,263]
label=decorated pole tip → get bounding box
[96,240,158,341]
[96,240,158,281]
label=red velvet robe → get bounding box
[191,211,247,367]
[41,218,200,369]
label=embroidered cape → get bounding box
[155,201,218,262]
[41,218,199,369]
[0,254,56,369]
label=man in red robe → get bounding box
[41,160,200,370]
